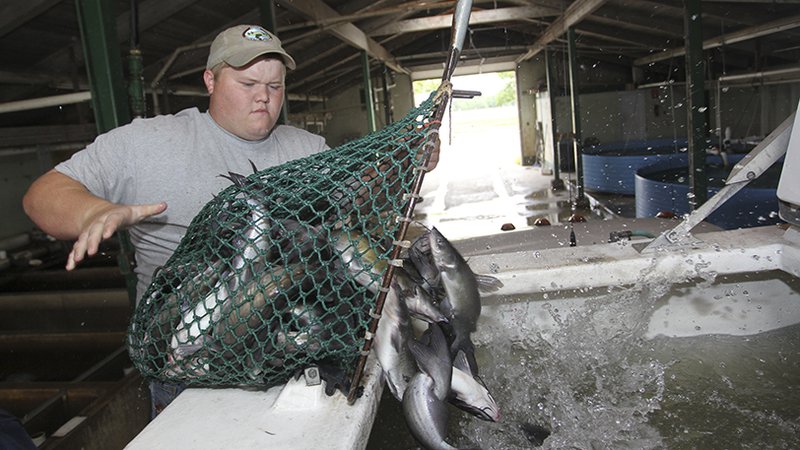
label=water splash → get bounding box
[451,270,800,449]
[458,273,675,448]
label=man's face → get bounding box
[204,57,286,141]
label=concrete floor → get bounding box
[411,108,633,241]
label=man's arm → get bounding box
[23,169,167,270]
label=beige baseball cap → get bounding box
[206,25,296,70]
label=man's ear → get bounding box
[203,69,215,95]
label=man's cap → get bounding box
[206,25,296,70]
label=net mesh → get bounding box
[127,84,450,388]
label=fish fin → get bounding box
[408,324,450,376]
[218,173,235,184]
[475,273,504,292]
[390,327,403,354]
[452,349,472,375]
[317,362,350,397]
[427,323,450,364]
[438,295,454,320]
[218,171,248,188]
[249,159,259,174]
[407,339,431,371]
[451,335,480,376]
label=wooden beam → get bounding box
[369,6,560,36]
[634,14,800,66]
[277,0,407,73]
[516,0,609,63]
[0,0,60,38]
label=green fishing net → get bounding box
[127,84,450,388]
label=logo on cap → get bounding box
[242,26,272,42]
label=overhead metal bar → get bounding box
[634,14,800,66]
[516,0,608,63]
[684,0,708,209]
[277,0,407,74]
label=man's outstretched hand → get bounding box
[66,201,167,270]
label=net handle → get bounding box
[442,0,473,82]
[346,86,453,404]
[347,0,473,403]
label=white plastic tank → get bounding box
[777,100,800,226]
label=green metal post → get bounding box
[128,49,146,118]
[546,49,564,190]
[75,0,131,132]
[381,64,393,125]
[567,27,586,203]
[260,0,289,125]
[684,0,708,208]
[362,51,377,133]
[75,0,138,305]
[128,0,145,118]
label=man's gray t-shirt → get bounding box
[56,107,327,301]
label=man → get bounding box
[23,24,327,415]
[23,24,326,300]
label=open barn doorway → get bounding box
[411,71,552,239]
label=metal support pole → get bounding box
[128,49,146,118]
[128,0,145,118]
[567,27,586,204]
[546,49,564,190]
[260,0,289,125]
[381,64,393,125]
[75,0,138,305]
[684,0,708,208]
[362,51,377,133]
[75,0,131,132]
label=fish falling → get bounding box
[373,227,504,449]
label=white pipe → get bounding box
[0,91,91,114]
[718,66,800,83]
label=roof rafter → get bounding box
[634,13,800,65]
[516,0,609,62]
[277,0,407,73]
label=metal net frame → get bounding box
[127,83,453,394]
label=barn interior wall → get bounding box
[323,72,414,147]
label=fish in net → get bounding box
[126,83,453,391]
